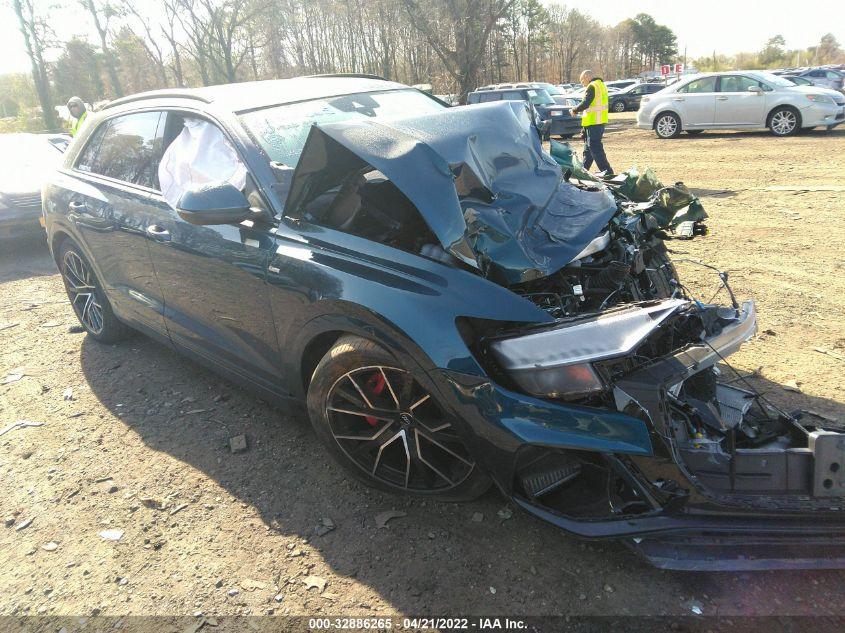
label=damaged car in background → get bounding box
[42,76,845,572]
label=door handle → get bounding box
[69,200,87,212]
[146,224,171,241]
[716,96,729,101]
[672,97,684,101]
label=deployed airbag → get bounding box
[159,118,247,210]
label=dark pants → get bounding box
[582,124,612,174]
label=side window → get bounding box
[76,111,164,188]
[678,77,717,94]
[809,70,824,78]
[502,91,525,101]
[478,92,501,103]
[826,71,841,80]
[719,75,759,92]
[75,122,109,174]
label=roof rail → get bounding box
[101,90,212,110]
[306,73,389,81]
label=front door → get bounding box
[674,76,717,127]
[142,112,284,393]
[714,75,767,126]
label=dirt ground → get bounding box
[2,115,845,628]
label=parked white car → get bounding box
[637,71,845,138]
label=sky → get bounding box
[1,0,844,76]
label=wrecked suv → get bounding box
[44,76,845,570]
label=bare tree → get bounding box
[80,0,124,97]
[12,0,58,130]
[402,0,517,101]
[124,0,170,86]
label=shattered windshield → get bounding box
[239,89,445,167]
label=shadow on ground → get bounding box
[76,329,845,615]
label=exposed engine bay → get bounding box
[510,213,682,318]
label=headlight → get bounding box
[806,94,835,104]
[488,299,689,399]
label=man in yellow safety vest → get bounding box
[569,70,613,174]
[67,97,88,137]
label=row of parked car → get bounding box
[772,66,845,92]
[466,67,845,140]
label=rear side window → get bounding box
[678,77,717,94]
[502,91,525,101]
[75,111,164,189]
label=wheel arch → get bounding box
[290,307,445,401]
[48,228,73,266]
[766,103,802,128]
[652,109,682,129]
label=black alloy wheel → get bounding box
[58,240,129,343]
[307,336,490,500]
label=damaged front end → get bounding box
[279,100,844,569]
[483,287,845,570]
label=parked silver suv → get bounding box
[637,71,845,138]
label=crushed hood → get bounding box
[285,101,618,285]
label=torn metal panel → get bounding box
[285,101,619,285]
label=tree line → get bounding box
[7,0,682,132]
[693,33,844,73]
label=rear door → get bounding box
[67,110,168,335]
[714,75,767,125]
[141,111,284,392]
[674,76,717,127]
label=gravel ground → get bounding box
[1,116,845,628]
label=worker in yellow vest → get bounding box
[569,70,613,174]
[67,97,88,137]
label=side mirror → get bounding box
[176,182,251,226]
[748,85,763,94]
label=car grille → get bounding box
[3,192,41,209]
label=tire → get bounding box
[686,129,705,135]
[768,106,801,136]
[654,112,682,138]
[307,335,491,501]
[611,100,626,113]
[58,239,131,343]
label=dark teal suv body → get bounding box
[42,76,845,571]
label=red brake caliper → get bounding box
[363,372,386,427]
